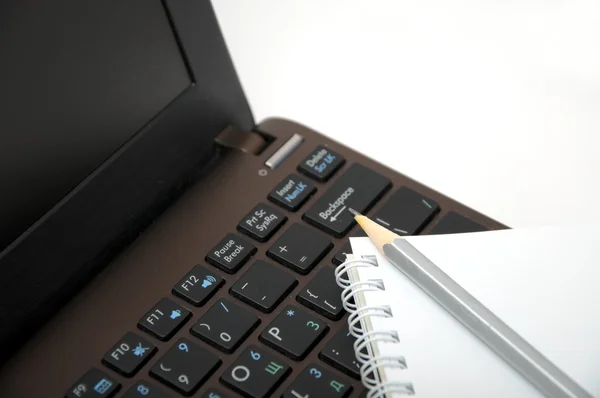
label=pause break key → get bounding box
[206,233,256,274]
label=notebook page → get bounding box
[403,225,600,396]
[349,236,541,397]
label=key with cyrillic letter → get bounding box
[282,363,352,398]
[259,305,328,360]
[220,346,291,398]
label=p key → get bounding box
[259,305,328,360]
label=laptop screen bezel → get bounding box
[0,0,254,363]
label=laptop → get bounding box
[0,1,505,397]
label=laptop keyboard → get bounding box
[65,145,489,398]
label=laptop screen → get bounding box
[0,0,191,251]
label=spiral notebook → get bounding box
[335,225,600,398]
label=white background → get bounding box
[212,0,600,228]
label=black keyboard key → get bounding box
[319,327,361,380]
[202,389,230,398]
[303,164,391,238]
[150,338,220,396]
[138,298,191,341]
[220,345,291,398]
[206,233,256,274]
[267,223,332,274]
[259,305,328,360]
[297,267,344,320]
[372,187,440,235]
[331,231,366,266]
[230,260,297,313]
[332,241,351,266]
[429,211,489,234]
[268,174,316,211]
[191,298,260,353]
[282,363,352,398]
[172,265,224,306]
[122,381,169,398]
[66,368,120,398]
[237,203,287,242]
[297,145,345,182]
[102,332,156,377]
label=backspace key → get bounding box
[303,164,391,237]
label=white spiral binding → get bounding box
[335,256,415,397]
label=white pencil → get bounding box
[352,209,591,398]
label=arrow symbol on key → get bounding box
[330,206,346,222]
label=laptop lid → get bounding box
[0,0,253,362]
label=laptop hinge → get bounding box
[215,125,268,155]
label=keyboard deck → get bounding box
[0,119,505,398]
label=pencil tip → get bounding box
[353,213,399,253]
[348,207,361,217]
[354,213,369,230]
